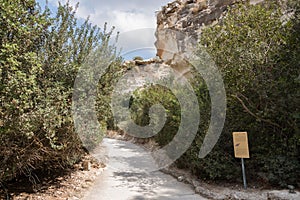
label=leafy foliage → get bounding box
[129,0,299,186]
[0,0,118,183]
[130,85,181,146]
[197,0,300,186]
[96,59,128,130]
[133,56,143,61]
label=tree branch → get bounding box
[232,94,282,128]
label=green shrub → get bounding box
[129,0,300,187]
[130,85,181,146]
[133,56,143,61]
[130,79,240,181]
[0,0,118,183]
[197,0,300,186]
[96,60,129,130]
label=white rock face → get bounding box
[155,0,262,74]
[123,1,265,79]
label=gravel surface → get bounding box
[83,138,206,200]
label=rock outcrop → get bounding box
[155,0,262,74]
[125,0,265,78]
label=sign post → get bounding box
[233,132,250,190]
[241,158,247,189]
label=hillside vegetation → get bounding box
[0,0,299,189]
[0,0,119,183]
[130,0,300,187]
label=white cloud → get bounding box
[46,0,170,31]
[42,0,171,59]
[109,10,154,31]
[114,28,156,52]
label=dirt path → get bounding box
[82,138,206,200]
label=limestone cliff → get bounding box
[125,0,264,78]
[155,0,262,74]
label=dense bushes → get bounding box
[130,85,181,146]
[198,0,300,186]
[1,0,298,189]
[0,0,118,183]
[96,60,129,130]
[130,1,299,186]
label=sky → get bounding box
[37,0,171,60]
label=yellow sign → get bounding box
[233,132,250,158]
